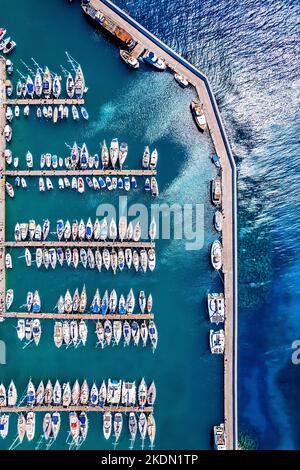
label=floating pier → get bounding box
[2,312,154,320]
[83,0,238,449]
[4,169,156,176]
[5,98,84,106]
[0,405,153,413]
[5,241,154,248]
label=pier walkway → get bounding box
[0,57,6,315]
[85,0,238,449]
[3,312,154,320]
[5,241,154,248]
[0,405,153,413]
[4,169,156,176]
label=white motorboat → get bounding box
[214,210,223,232]
[208,293,225,324]
[211,240,223,271]
[210,329,225,354]
[174,73,189,87]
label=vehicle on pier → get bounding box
[191,99,207,132]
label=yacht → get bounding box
[211,240,223,271]
[103,412,112,440]
[214,423,227,450]
[191,99,207,131]
[120,50,139,69]
[208,293,225,324]
[114,412,123,442]
[174,73,189,87]
[149,149,158,169]
[209,329,225,354]
[143,50,166,70]
[66,73,75,98]
[211,176,222,206]
[53,75,61,98]
[26,412,35,442]
[107,379,122,405]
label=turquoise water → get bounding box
[0,0,223,450]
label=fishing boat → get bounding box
[44,380,53,405]
[34,71,42,97]
[66,72,75,98]
[120,49,139,68]
[26,75,34,97]
[17,414,26,443]
[148,414,156,447]
[54,321,63,348]
[36,381,45,405]
[43,413,52,440]
[128,412,138,442]
[62,382,71,407]
[71,380,80,406]
[110,138,119,169]
[42,67,52,98]
[211,240,223,271]
[26,412,35,441]
[0,383,6,407]
[5,182,14,199]
[75,65,85,99]
[17,319,25,341]
[211,176,222,206]
[32,319,41,346]
[149,321,158,350]
[80,379,89,405]
[210,329,225,354]
[208,293,225,324]
[143,50,166,70]
[174,73,189,87]
[191,99,207,131]
[4,124,12,142]
[79,320,88,346]
[95,321,105,348]
[5,289,13,310]
[104,320,113,346]
[103,412,112,440]
[53,75,61,98]
[214,423,227,450]
[51,413,61,440]
[27,379,36,406]
[69,412,79,444]
[113,321,122,345]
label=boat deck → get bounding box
[2,312,154,320]
[85,0,238,449]
[4,169,156,176]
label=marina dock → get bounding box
[0,56,6,315]
[5,241,154,248]
[3,312,154,320]
[5,98,84,106]
[4,169,156,176]
[0,405,153,413]
[83,0,238,449]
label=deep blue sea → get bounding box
[1,0,299,450]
